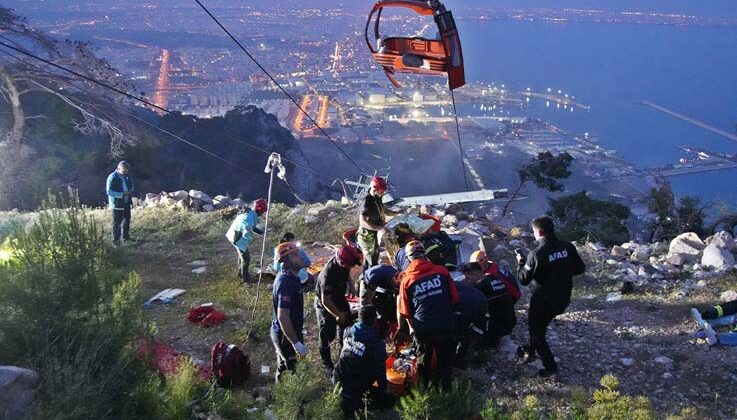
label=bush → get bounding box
[273,358,342,420]
[548,191,631,246]
[586,375,653,420]
[0,192,151,418]
[397,381,482,420]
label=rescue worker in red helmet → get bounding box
[397,240,459,389]
[314,245,364,373]
[357,176,399,269]
[226,198,267,283]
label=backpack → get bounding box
[422,231,458,268]
[211,342,251,387]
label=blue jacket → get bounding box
[106,171,134,210]
[334,322,388,398]
[227,210,261,252]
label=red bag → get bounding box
[211,342,251,387]
[187,304,225,327]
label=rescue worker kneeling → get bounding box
[333,305,396,417]
[398,240,459,389]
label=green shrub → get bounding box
[273,359,342,420]
[586,375,653,420]
[398,381,482,420]
[155,359,208,420]
[0,192,151,418]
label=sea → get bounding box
[458,19,737,207]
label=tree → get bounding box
[0,6,142,209]
[646,182,706,241]
[548,191,631,246]
[502,151,574,217]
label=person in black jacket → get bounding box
[333,305,395,417]
[517,217,585,378]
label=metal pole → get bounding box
[251,165,275,321]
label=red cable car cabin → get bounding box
[365,0,465,90]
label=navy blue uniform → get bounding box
[398,259,459,388]
[334,322,389,415]
[363,265,399,331]
[270,270,304,380]
[518,237,585,373]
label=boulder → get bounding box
[630,247,650,263]
[667,232,705,262]
[202,204,215,212]
[588,242,605,253]
[0,366,39,419]
[705,231,735,251]
[610,245,629,260]
[701,245,735,271]
[169,190,190,201]
[213,195,232,209]
[231,198,246,208]
[638,264,663,277]
[188,190,212,203]
[325,199,341,208]
[666,253,687,266]
[145,193,161,206]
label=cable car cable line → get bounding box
[0,44,309,201]
[192,0,367,176]
[0,37,337,188]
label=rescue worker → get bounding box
[398,240,459,388]
[106,160,135,245]
[517,217,585,378]
[315,245,364,372]
[357,176,399,269]
[226,199,267,283]
[452,278,488,369]
[391,224,415,272]
[271,242,310,381]
[333,305,395,417]
[359,264,400,338]
[272,232,312,288]
[469,250,521,346]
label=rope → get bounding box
[450,89,471,191]
[193,0,367,176]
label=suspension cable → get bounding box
[450,88,471,192]
[192,0,367,176]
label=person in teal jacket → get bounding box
[106,160,135,245]
[226,199,267,283]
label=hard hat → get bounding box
[370,176,388,192]
[253,198,268,213]
[470,250,487,264]
[336,245,363,268]
[275,242,299,262]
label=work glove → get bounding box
[293,341,307,356]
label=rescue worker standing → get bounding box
[333,305,395,417]
[226,199,267,283]
[106,160,135,245]
[315,245,363,373]
[357,176,399,269]
[271,242,310,381]
[517,217,585,378]
[398,240,459,389]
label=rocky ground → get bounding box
[114,199,737,418]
